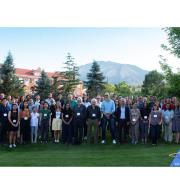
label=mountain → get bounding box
[78,61,148,85]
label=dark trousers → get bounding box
[0,122,7,144]
[140,121,149,140]
[74,120,83,144]
[20,119,30,143]
[117,120,127,143]
[151,124,158,144]
[102,115,115,141]
[41,120,49,142]
[83,121,87,138]
[62,122,72,144]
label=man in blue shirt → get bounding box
[101,93,116,144]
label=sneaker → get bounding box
[54,140,57,143]
[13,144,16,148]
[112,140,116,144]
[45,141,48,144]
[9,144,13,148]
[56,140,59,143]
[101,140,105,144]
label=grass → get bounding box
[0,141,179,167]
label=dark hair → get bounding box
[12,103,18,112]
[21,101,29,111]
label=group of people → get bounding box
[0,92,180,149]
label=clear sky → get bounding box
[0,28,179,72]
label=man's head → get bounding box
[104,93,110,101]
[2,98,7,106]
[77,97,82,105]
[91,98,97,106]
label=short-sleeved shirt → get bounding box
[150,111,162,125]
[40,109,51,121]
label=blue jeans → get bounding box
[31,126,38,143]
[102,115,115,141]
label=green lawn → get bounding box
[0,142,179,167]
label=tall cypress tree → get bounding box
[85,61,105,97]
[0,52,24,96]
[62,53,80,97]
[35,70,51,100]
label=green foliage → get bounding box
[62,53,80,97]
[162,27,180,58]
[35,70,51,100]
[103,83,116,94]
[141,70,167,98]
[0,52,24,97]
[51,76,61,98]
[115,81,131,97]
[85,61,105,97]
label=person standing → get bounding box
[149,104,162,145]
[8,103,20,148]
[130,103,141,144]
[101,93,116,144]
[52,103,62,143]
[62,103,73,144]
[140,101,150,143]
[162,103,174,143]
[173,101,180,144]
[30,107,40,143]
[0,98,10,145]
[86,98,101,144]
[73,97,86,145]
[82,94,91,141]
[115,98,130,143]
[39,102,51,143]
[20,101,31,144]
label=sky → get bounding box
[0,27,179,72]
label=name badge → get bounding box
[44,114,47,117]
[24,117,28,120]
[92,114,96,117]
[154,115,157,118]
[4,113,7,117]
[132,118,136,122]
[144,116,147,119]
[77,112,80,116]
[65,115,69,118]
[13,120,16,123]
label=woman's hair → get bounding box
[11,103,18,112]
[21,100,29,111]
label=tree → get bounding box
[85,61,105,97]
[115,81,131,97]
[51,76,61,99]
[159,57,180,98]
[103,83,116,94]
[161,27,180,58]
[62,53,80,97]
[0,52,24,96]
[35,70,51,100]
[141,70,167,98]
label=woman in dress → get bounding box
[8,103,20,148]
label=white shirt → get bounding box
[31,112,39,126]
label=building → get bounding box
[0,64,84,96]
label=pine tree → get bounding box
[85,61,105,97]
[51,76,61,99]
[62,53,80,97]
[35,70,51,100]
[0,52,24,96]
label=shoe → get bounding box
[112,140,116,144]
[9,144,13,148]
[54,140,57,143]
[57,140,59,143]
[101,140,105,144]
[13,144,16,148]
[45,141,48,144]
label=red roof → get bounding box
[15,68,55,78]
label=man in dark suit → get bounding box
[115,98,130,143]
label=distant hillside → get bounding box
[79,61,148,85]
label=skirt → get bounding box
[52,118,62,131]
